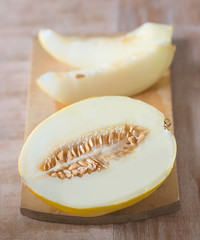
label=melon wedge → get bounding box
[18,97,176,217]
[39,23,174,69]
[37,23,175,104]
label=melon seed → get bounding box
[67,150,73,160]
[71,147,77,157]
[84,142,90,152]
[58,151,64,161]
[78,160,88,167]
[68,163,79,171]
[80,145,86,154]
[50,172,58,177]
[89,138,94,148]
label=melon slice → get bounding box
[39,23,174,69]
[18,97,176,217]
[37,23,175,104]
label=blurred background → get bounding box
[0,0,200,239]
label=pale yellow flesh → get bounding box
[38,44,175,104]
[38,23,175,104]
[18,97,176,217]
[39,23,173,68]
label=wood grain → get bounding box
[20,39,179,224]
[1,0,200,239]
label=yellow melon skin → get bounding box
[27,178,165,217]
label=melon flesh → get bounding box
[39,23,173,69]
[18,97,176,217]
[37,23,175,104]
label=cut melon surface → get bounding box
[18,97,177,217]
[37,23,175,104]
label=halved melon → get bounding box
[18,96,176,217]
[37,23,175,104]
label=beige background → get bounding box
[0,0,200,239]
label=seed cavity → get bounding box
[43,124,149,179]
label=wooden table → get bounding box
[1,0,200,239]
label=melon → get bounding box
[37,23,175,104]
[39,22,174,69]
[18,96,176,217]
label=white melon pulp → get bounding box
[37,23,175,104]
[18,97,177,217]
[39,23,174,69]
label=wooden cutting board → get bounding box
[20,39,180,224]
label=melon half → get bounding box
[38,23,175,104]
[18,97,176,217]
